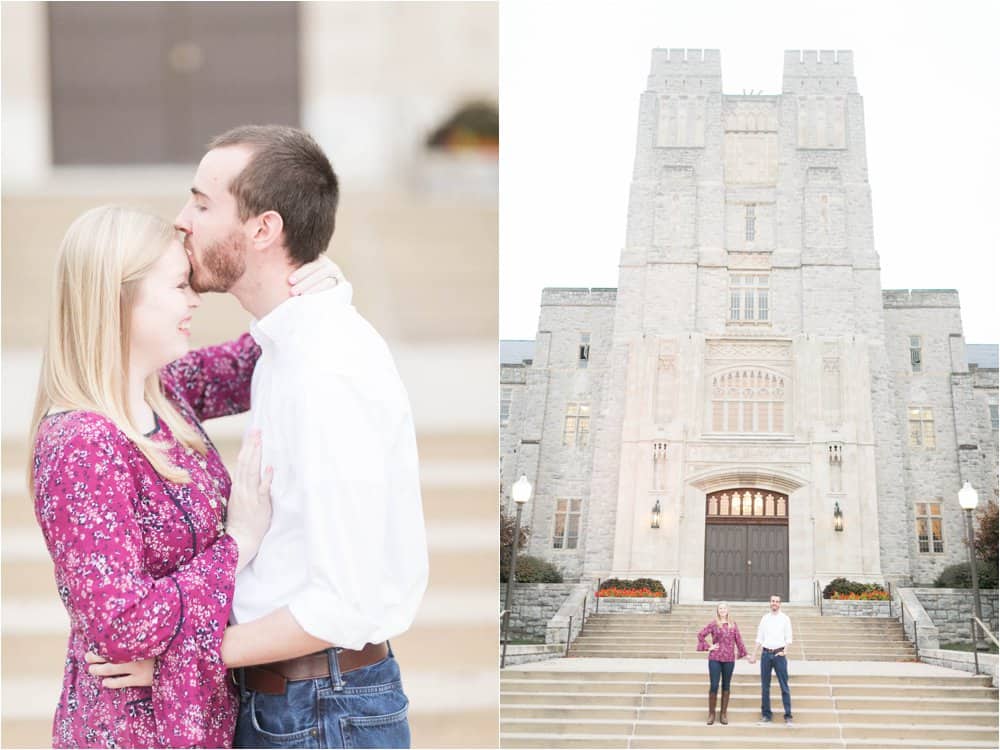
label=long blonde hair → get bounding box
[28,205,207,488]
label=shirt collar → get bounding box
[250,282,354,349]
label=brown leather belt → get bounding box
[235,642,389,695]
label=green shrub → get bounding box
[500,554,563,583]
[933,561,999,590]
[599,577,666,595]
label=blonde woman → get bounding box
[29,205,336,748]
[696,602,747,725]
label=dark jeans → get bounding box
[759,650,792,720]
[234,644,409,749]
[708,659,735,692]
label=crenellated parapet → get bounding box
[646,48,722,91]
[782,49,858,94]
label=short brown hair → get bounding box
[208,125,339,265]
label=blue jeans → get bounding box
[708,659,735,692]
[234,645,410,749]
[760,650,792,720]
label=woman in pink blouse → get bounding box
[29,206,334,748]
[696,602,747,726]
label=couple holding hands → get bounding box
[696,595,794,727]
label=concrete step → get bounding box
[501,671,995,687]
[501,733,999,749]
[501,704,999,726]
[500,691,1000,712]
[566,650,914,661]
[503,681,998,701]
[632,720,996,742]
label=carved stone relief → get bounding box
[797,96,846,149]
[706,340,792,361]
[724,132,778,185]
[657,95,706,147]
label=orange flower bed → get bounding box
[830,589,889,601]
[596,587,665,598]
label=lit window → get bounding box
[909,336,922,373]
[745,204,756,241]
[728,274,770,322]
[563,403,591,447]
[908,407,935,448]
[553,498,582,549]
[500,387,513,426]
[711,369,786,433]
[915,502,944,553]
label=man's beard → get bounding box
[190,231,247,293]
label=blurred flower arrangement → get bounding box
[829,589,889,601]
[426,102,498,155]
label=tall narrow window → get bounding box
[728,274,770,322]
[711,369,787,433]
[563,403,591,447]
[578,333,591,368]
[745,204,756,241]
[915,502,944,553]
[553,499,582,549]
[990,404,999,431]
[500,387,513,426]
[908,407,935,448]
[909,336,922,373]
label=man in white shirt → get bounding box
[748,594,794,726]
[175,125,428,748]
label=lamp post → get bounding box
[958,482,984,631]
[501,474,532,668]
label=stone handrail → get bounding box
[896,586,940,653]
[545,582,594,647]
[972,616,1000,649]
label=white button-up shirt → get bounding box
[756,610,793,649]
[232,283,428,650]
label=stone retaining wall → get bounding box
[500,583,578,640]
[919,648,999,688]
[821,599,892,617]
[595,596,671,615]
[913,589,999,645]
[500,643,565,667]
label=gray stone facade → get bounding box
[499,583,578,640]
[501,49,999,602]
[912,588,999,645]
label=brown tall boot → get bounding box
[720,691,730,725]
[706,691,718,725]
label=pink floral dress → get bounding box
[33,334,260,748]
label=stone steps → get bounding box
[498,669,1000,748]
[570,608,915,661]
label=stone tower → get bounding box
[581,49,910,601]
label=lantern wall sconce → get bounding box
[651,499,662,529]
[833,501,844,532]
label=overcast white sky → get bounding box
[499,0,999,345]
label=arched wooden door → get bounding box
[703,488,788,601]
